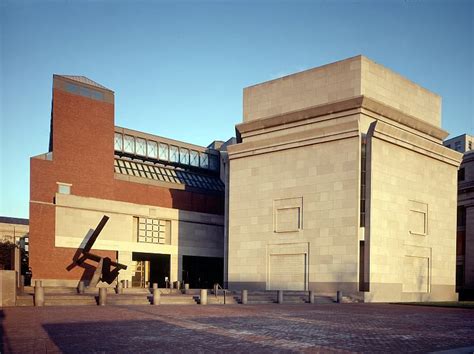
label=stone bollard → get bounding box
[99,287,107,306]
[78,281,85,294]
[277,290,283,304]
[116,281,123,294]
[336,290,342,303]
[153,288,160,305]
[309,291,315,304]
[200,289,208,305]
[34,280,44,307]
[152,283,158,290]
[241,289,248,305]
[184,283,189,294]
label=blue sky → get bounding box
[1,0,473,218]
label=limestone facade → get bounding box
[228,55,462,302]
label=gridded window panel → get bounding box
[200,152,209,169]
[114,133,123,151]
[136,138,146,156]
[147,141,158,159]
[124,135,135,154]
[179,148,190,165]
[159,143,169,161]
[190,150,199,167]
[170,146,179,163]
[137,217,171,244]
[209,155,219,171]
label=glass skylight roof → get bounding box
[114,157,224,192]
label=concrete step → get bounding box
[16,295,34,306]
[44,295,97,306]
[104,294,151,306]
[159,296,196,305]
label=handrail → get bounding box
[213,283,228,304]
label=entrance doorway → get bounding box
[182,256,223,289]
[132,253,170,288]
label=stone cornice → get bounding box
[228,118,360,160]
[371,120,463,167]
[236,95,448,141]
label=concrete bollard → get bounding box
[34,281,44,307]
[309,291,315,304]
[152,283,158,290]
[241,290,248,305]
[116,281,123,294]
[153,288,160,305]
[184,283,189,294]
[99,287,107,306]
[78,281,85,294]
[200,289,208,305]
[277,290,283,304]
[336,290,342,303]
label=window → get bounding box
[199,152,209,169]
[190,150,199,167]
[455,141,462,152]
[114,133,123,151]
[147,141,157,159]
[169,146,179,163]
[457,206,466,228]
[458,168,465,182]
[209,154,219,171]
[124,135,135,154]
[57,182,72,195]
[159,143,169,161]
[179,148,189,165]
[469,141,472,151]
[360,135,367,227]
[135,138,146,156]
[65,83,104,101]
[137,217,171,244]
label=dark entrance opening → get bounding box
[132,253,170,288]
[182,256,223,289]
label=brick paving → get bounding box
[1,303,473,353]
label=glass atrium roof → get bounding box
[114,157,224,192]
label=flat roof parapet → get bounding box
[243,55,441,127]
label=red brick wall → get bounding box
[30,86,224,282]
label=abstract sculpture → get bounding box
[72,215,127,286]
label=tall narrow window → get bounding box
[135,138,146,156]
[124,135,135,154]
[360,135,367,227]
[190,150,199,167]
[114,133,123,151]
[159,143,169,161]
[200,152,209,169]
[179,148,189,165]
[169,146,179,163]
[147,141,157,159]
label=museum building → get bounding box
[30,56,464,302]
[29,74,231,288]
[227,55,463,302]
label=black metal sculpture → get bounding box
[71,215,127,286]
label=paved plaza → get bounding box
[1,303,473,353]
